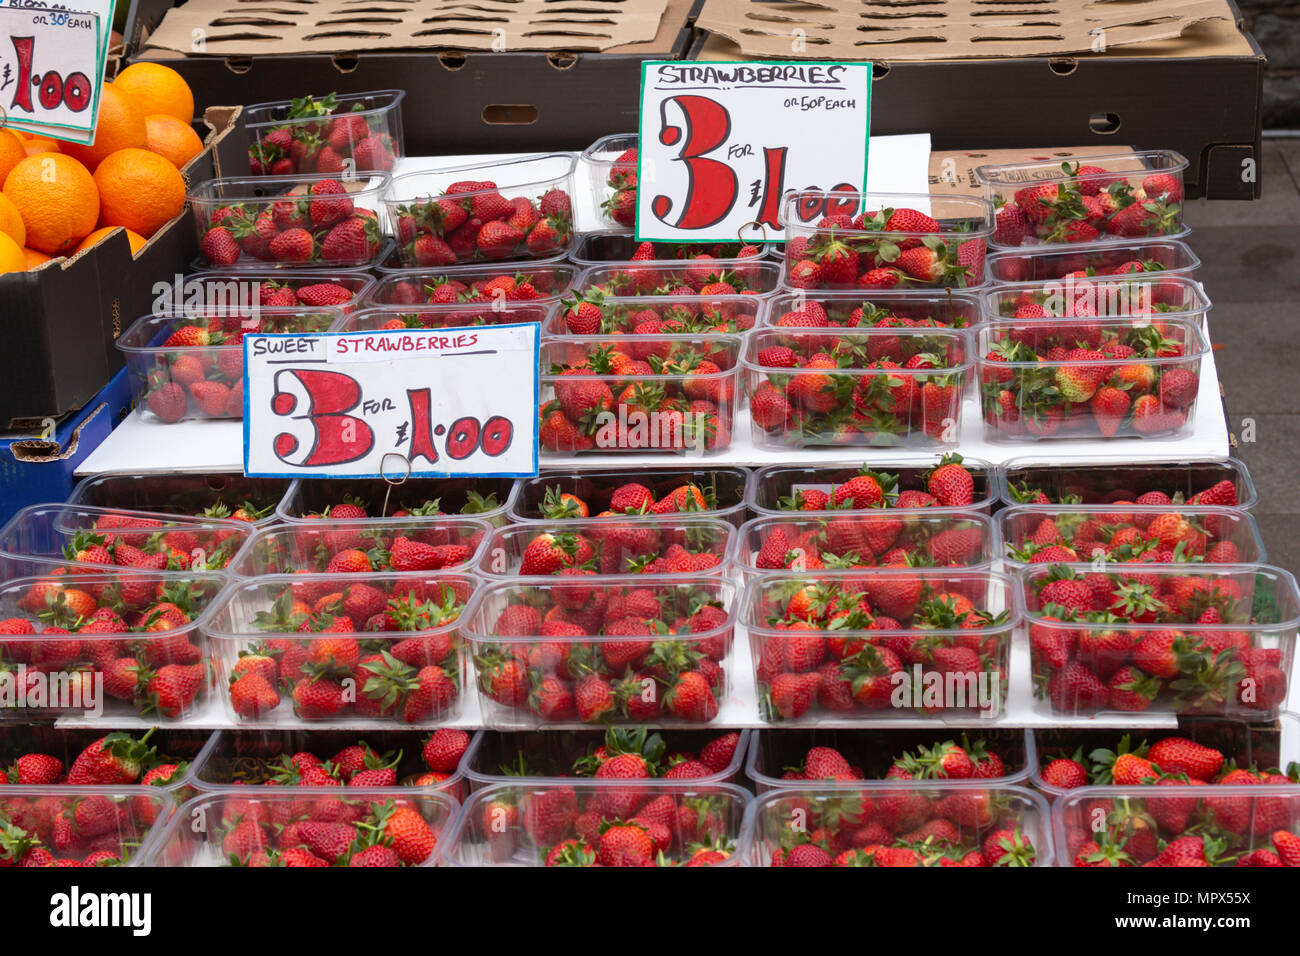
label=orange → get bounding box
[0,193,25,247]
[0,131,25,189]
[0,231,25,273]
[3,153,99,255]
[61,85,147,171]
[22,247,51,268]
[93,148,185,238]
[24,137,60,156]
[112,63,195,123]
[77,225,147,255]
[144,114,203,169]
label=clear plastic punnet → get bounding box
[226,516,492,577]
[475,517,734,580]
[141,788,456,866]
[509,467,751,526]
[746,456,996,517]
[985,238,1201,284]
[744,326,971,449]
[742,569,1018,724]
[0,571,227,721]
[244,90,405,176]
[763,289,981,330]
[1021,562,1300,719]
[67,472,290,528]
[384,154,577,267]
[976,315,1208,442]
[189,173,390,269]
[744,728,1032,792]
[276,476,519,527]
[461,728,751,790]
[204,572,479,725]
[975,150,1189,247]
[779,190,995,290]
[734,512,997,581]
[440,780,751,866]
[363,260,578,307]
[0,787,177,866]
[748,784,1052,865]
[997,504,1266,570]
[464,576,737,728]
[997,457,1259,510]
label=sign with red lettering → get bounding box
[636,61,870,243]
[242,324,539,478]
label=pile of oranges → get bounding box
[0,63,198,273]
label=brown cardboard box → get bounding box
[689,2,1263,200]
[123,0,696,154]
[0,106,247,427]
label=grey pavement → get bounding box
[1185,140,1300,570]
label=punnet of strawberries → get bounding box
[986,272,1206,320]
[514,473,744,524]
[366,263,577,307]
[766,290,979,332]
[208,572,478,724]
[744,571,1013,722]
[387,166,574,267]
[190,728,473,797]
[753,786,1044,866]
[586,133,640,228]
[1024,562,1297,717]
[977,315,1206,440]
[1054,733,1300,866]
[465,578,735,726]
[478,518,731,579]
[573,247,775,298]
[750,733,1024,786]
[228,516,490,577]
[999,504,1262,567]
[467,727,744,783]
[1003,464,1247,509]
[447,781,747,866]
[573,233,768,265]
[739,512,992,576]
[0,789,174,867]
[246,91,402,176]
[0,505,251,577]
[283,479,512,526]
[194,176,385,268]
[0,571,226,720]
[152,789,452,866]
[119,309,338,424]
[987,237,1199,283]
[752,455,989,515]
[539,336,740,455]
[553,290,761,336]
[980,155,1186,246]
[744,326,968,448]
[3,729,201,809]
[68,474,287,526]
[186,272,374,311]
[781,192,993,291]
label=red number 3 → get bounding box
[652,95,736,230]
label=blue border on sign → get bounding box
[241,323,541,479]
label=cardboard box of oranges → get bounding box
[0,60,247,426]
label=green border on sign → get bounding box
[634,59,871,244]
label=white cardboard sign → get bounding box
[242,324,540,478]
[635,60,871,243]
[0,4,104,143]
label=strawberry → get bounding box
[200,226,241,265]
[270,227,315,262]
[476,220,524,259]
[146,383,187,423]
[321,217,378,263]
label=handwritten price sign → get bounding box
[636,61,871,243]
[0,4,103,142]
[243,324,540,479]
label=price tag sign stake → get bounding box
[243,323,540,479]
[636,61,871,244]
